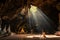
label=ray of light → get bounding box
[27,5,55,33]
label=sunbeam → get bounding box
[28,5,55,34]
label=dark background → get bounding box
[0,0,60,34]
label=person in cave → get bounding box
[1,16,10,34]
[10,14,21,33]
